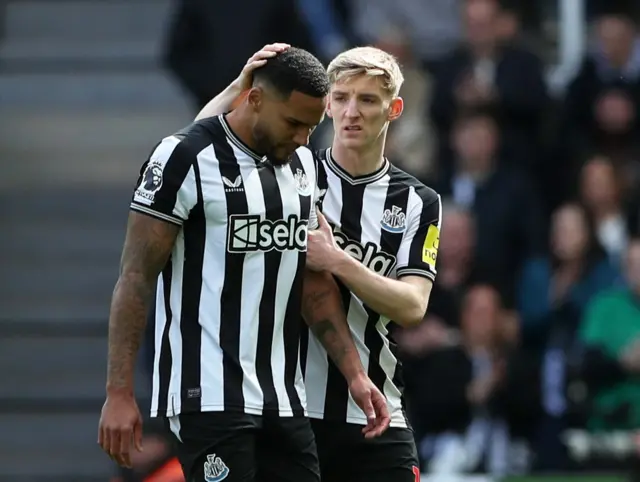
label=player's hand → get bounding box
[307,211,341,272]
[230,43,291,93]
[98,392,143,468]
[348,373,391,439]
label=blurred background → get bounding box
[3,0,640,480]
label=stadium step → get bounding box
[0,324,151,406]
[0,71,188,109]
[0,0,187,109]
[0,412,114,479]
[1,0,171,65]
[0,188,131,320]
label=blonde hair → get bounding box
[327,46,404,97]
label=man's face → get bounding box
[327,74,402,150]
[251,89,326,165]
[453,116,497,172]
[464,0,499,49]
[625,241,640,291]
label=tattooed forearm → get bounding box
[308,319,350,370]
[302,269,365,383]
[106,274,155,392]
[106,212,179,394]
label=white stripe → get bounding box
[235,144,266,412]
[150,278,164,417]
[272,165,303,415]
[395,186,422,270]
[196,145,226,411]
[166,234,185,416]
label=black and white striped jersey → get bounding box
[302,148,442,428]
[130,114,320,418]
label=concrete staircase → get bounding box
[0,0,187,109]
[0,0,189,479]
[0,188,153,481]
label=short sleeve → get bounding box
[395,190,442,281]
[130,136,197,226]
[304,148,327,230]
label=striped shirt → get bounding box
[302,148,442,428]
[131,115,320,418]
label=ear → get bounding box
[325,97,333,118]
[387,97,404,122]
[247,87,264,112]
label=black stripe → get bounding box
[401,172,440,272]
[179,160,206,413]
[363,308,386,393]
[323,179,367,421]
[156,263,173,416]
[254,162,283,412]
[282,153,311,416]
[212,124,247,411]
[148,141,194,216]
[314,150,329,212]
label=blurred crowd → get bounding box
[154,0,640,478]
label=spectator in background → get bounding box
[517,203,620,349]
[517,204,620,470]
[404,285,517,475]
[348,0,462,71]
[579,156,630,263]
[163,0,314,111]
[438,109,545,306]
[561,6,640,188]
[578,239,640,431]
[430,0,548,180]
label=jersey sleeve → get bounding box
[395,190,442,281]
[130,136,197,226]
[307,149,327,230]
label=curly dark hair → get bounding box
[252,47,329,99]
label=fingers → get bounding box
[261,42,290,53]
[134,418,144,453]
[118,427,133,468]
[316,210,330,231]
[245,43,290,67]
[362,390,390,439]
[99,423,135,468]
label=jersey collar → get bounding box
[325,148,390,185]
[219,114,266,163]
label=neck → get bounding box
[471,43,497,59]
[439,260,470,288]
[225,109,261,154]
[558,257,583,272]
[331,135,387,177]
[459,162,493,181]
[591,203,618,222]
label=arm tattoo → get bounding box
[106,213,178,393]
[302,270,362,380]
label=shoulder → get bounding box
[520,257,551,279]
[294,145,317,168]
[157,119,220,160]
[389,164,440,206]
[588,288,628,312]
[590,258,621,280]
